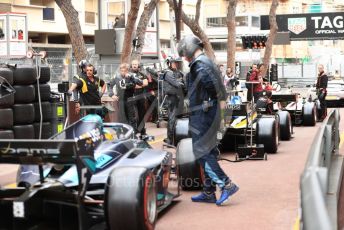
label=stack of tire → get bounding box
[11,65,49,139]
[0,66,15,139]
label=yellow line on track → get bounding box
[4,183,17,188]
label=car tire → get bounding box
[34,84,51,101]
[303,102,316,126]
[0,93,14,108]
[174,118,190,146]
[0,108,13,129]
[256,117,278,153]
[33,122,52,139]
[34,102,52,122]
[14,85,35,103]
[39,65,51,83]
[13,104,35,125]
[0,67,14,85]
[278,110,292,141]
[176,138,203,190]
[13,65,36,85]
[13,124,35,139]
[105,167,157,230]
[0,130,14,139]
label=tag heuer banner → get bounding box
[261,12,344,41]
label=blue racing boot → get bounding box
[216,183,239,206]
[191,192,216,203]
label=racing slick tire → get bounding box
[0,130,14,139]
[0,67,14,85]
[13,65,36,85]
[34,84,51,101]
[34,102,52,122]
[13,103,35,125]
[13,124,35,139]
[176,138,203,190]
[33,122,52,139]
[256,117,279,153]
[0,108,13,129]
[277,110,292,141]
[14,85,35,103]
[174,118,190,146]
[302,102,316,126]
[105,167,157,230]
[0,93,14,108]
[39,65,51,83]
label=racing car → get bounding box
[0,113,190,230]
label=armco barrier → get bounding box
[300,109,342,230]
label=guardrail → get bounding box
[300,109,343,230]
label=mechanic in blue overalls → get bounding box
[177,35,239,206]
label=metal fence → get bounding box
[300,109,342,230]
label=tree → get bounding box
[226,0,238,70]
[121,0,141,64]
[261,0,279,77]
[131,0,159,62]
[167,0,216,61]
[55,0,88,64]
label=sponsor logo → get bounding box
[288,17,307,34]
[0,147,60,155]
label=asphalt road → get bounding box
[0,109,343,230]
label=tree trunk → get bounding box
[226,0,237,69]
[167,0,216,61]
[131,0,159,62]
[55,0,88,64]
[261,0,279,77]
[121,0,141,64]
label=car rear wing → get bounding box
[0,139,96,198]
[0,139,79,165]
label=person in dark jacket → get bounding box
[163,57,185,145]
[108,63,143,132]
[177,35,239,206]
[316,64,328,121]
[130,59,148,137]
[145,67,159,123]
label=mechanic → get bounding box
[177,35,239,206]
[109,63,143,133]
[245,64,257,102]
[316,64,328,121]
[145,67,159,123]
[68,63,107,117]
[130,59,149,137]
[162,57,185,145]
[256,90,273,114]
[249,63,264,102]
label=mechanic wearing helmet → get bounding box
[130,59,149,137]
[316,64,328,121]
[163,56,185,145]
[109,63,143,133]
[177,35,239,206]
[68,63,106,117]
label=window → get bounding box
[206,17,226,27]
[236,16,248,26]
[252,16,260,28]
[85,0,97,24]
[43,8,54,21]
[108,1,125,29]
[211,42,227,51]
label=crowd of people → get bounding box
[68,34,329,207]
